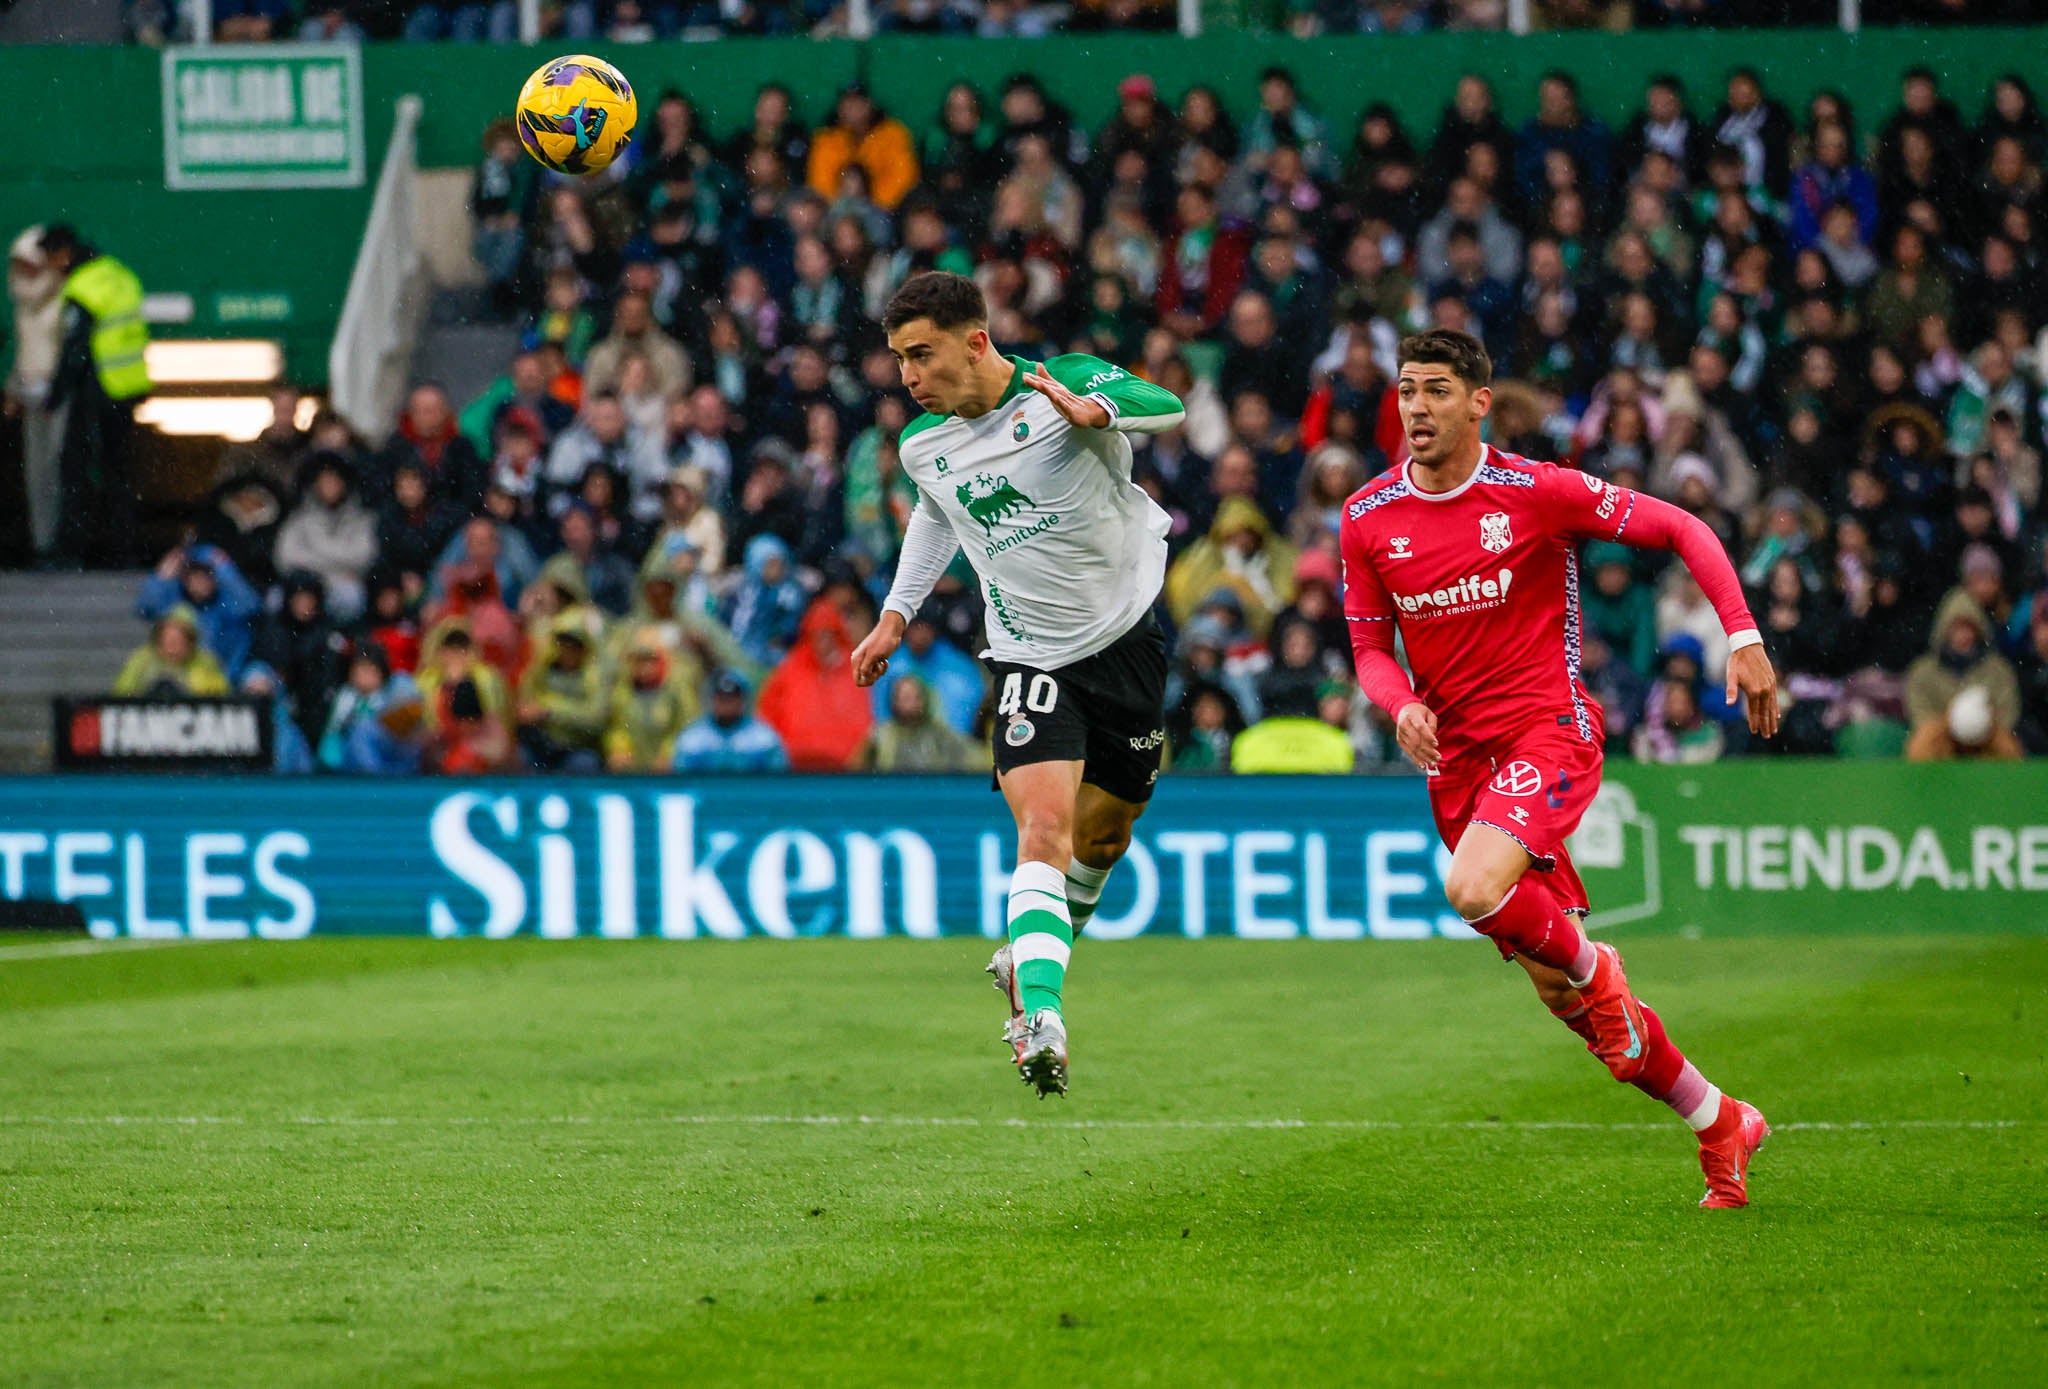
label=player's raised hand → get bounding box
[1023,367,1111,429]
[1726,643,1780,738]
[1394,701,1441,773]
[850,610,908,688]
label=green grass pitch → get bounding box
[2,932,2044,1386]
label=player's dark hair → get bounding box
[882,272,988,334]
[1398,329,1493,390]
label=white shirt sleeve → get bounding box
[881,491,959,623]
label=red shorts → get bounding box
[1429,725,1603,950]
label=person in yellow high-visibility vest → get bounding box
[42,224,151,568]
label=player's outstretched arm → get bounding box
[1032,355,1186,435]
[1582,481,1779,737]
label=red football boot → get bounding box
[1576,943,1650,1083]
[1698,1098,1770,1209]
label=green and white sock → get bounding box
[1064,858,1112,933]
[1008,860,1073,1018]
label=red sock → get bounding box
[1553,997,1718,1122]
[1465,883,1593,975]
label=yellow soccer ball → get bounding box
[515,54,637,176]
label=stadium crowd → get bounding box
[122,0,2028,45]
[98,60,2048,772]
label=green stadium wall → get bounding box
[0,29,2036,385]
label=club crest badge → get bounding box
[1479,511,1513,554]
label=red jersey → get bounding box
[1339,446,1758,772]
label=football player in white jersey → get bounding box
[851,272,1186,1097]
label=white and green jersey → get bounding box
[883,354,1186,669]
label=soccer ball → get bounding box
[515,54,637,176]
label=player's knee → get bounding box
[1075,821,1132,869]
[1444,870,1510,925]
[1016,808,1074,865]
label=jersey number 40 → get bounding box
[997,672,1060,717]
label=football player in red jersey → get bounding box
[1339,329,1778,1208]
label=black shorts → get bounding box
[985,613,1169,803]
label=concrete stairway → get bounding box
[0,572,149,773]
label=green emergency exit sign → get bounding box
[162,44,364,191]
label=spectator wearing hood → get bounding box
[1640,631,1743,738]
[673,671,789,773]
[604,631,697,773]
[373,383,485,509]
[1269,548,1351,672]
[114,606,231,697]
[723,534,809,667]
[515,617,608,772]
[318,645,427,774]
[518,554,606,653]
[756,599,872,770]
[856,674,984,772]
[274,452,378,621]
[867,603,986,736]
[237,661,315,775]
[137,543,260,679]
[255,573,350,744]
[376,462,463,587]
[1580,541,1659,679]
[353,569,422,676]
[424,548,524,684]
[1165,496,1300,640]
[417,622,515,774]
[191,462,292,593]
[610,547,752,690]
[1904,588,2023,760]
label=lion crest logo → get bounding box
[956,474,1034,534]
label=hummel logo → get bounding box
[1509,806,1531,825]
[1388,536,1413,560]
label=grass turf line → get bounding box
[1,935,2043,1386]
